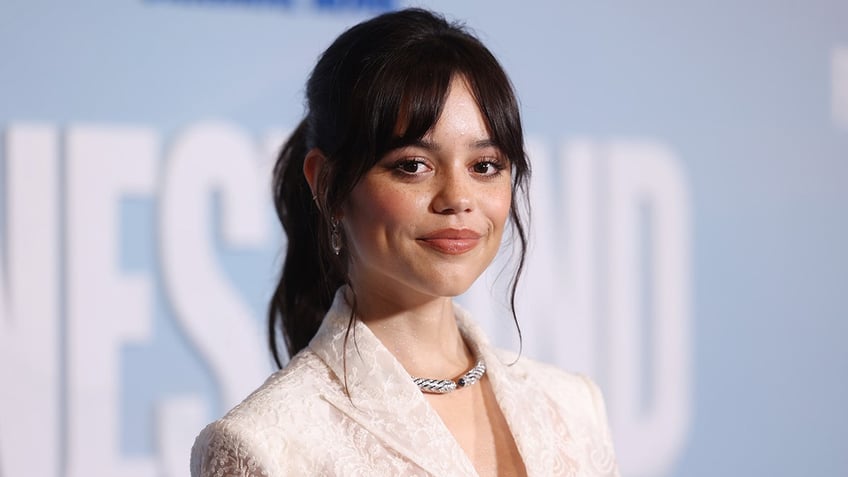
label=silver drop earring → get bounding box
[330,217,341,255]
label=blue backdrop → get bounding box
[1,1,846,476]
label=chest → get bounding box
[424,378,528,477]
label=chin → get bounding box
[435,285,474,298]
[417,272,481,298]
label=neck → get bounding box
[347,287,474,379]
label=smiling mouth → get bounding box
[418,229,482,255]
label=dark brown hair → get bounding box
[268,8,531,366]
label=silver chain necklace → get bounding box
[412,358,486,394]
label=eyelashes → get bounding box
[470,158,507,176]
[392,158,430,175]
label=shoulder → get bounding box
[226,349,338,422]
[500,351,614,433]
[190,350,338,476]
[516,356,606,407]
[497,354,620,475]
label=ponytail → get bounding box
[268,119,346,366]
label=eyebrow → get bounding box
[389,137,499,152]
[469,139,498,149]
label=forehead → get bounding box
[392,75,493,146]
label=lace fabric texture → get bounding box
[191,290,620,477]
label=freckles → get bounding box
[362,183,421,226]
[487,184,512,218]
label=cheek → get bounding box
[486,185,513,229]
[345,182,424,239]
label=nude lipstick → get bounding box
[418,228,482,255]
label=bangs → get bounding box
[366,36,525,167]
[367,42,458,158]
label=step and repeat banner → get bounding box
[1,1,846,476]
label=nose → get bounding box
[431,169,473,214]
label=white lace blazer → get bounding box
[191,290,620,476]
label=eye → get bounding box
[394,158,430,175]
[471,158,506,177]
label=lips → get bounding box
[418,228,482,255]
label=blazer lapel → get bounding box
[309,290,478,477]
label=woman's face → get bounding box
[342,76,512,306]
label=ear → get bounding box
[303,148,326,198]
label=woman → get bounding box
[191,8,619,477]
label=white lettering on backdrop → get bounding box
[607,142,691,476]
[0,124,61,477]
[159,122,270,476]
[0,121,690,477]
[66,126,159,477]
